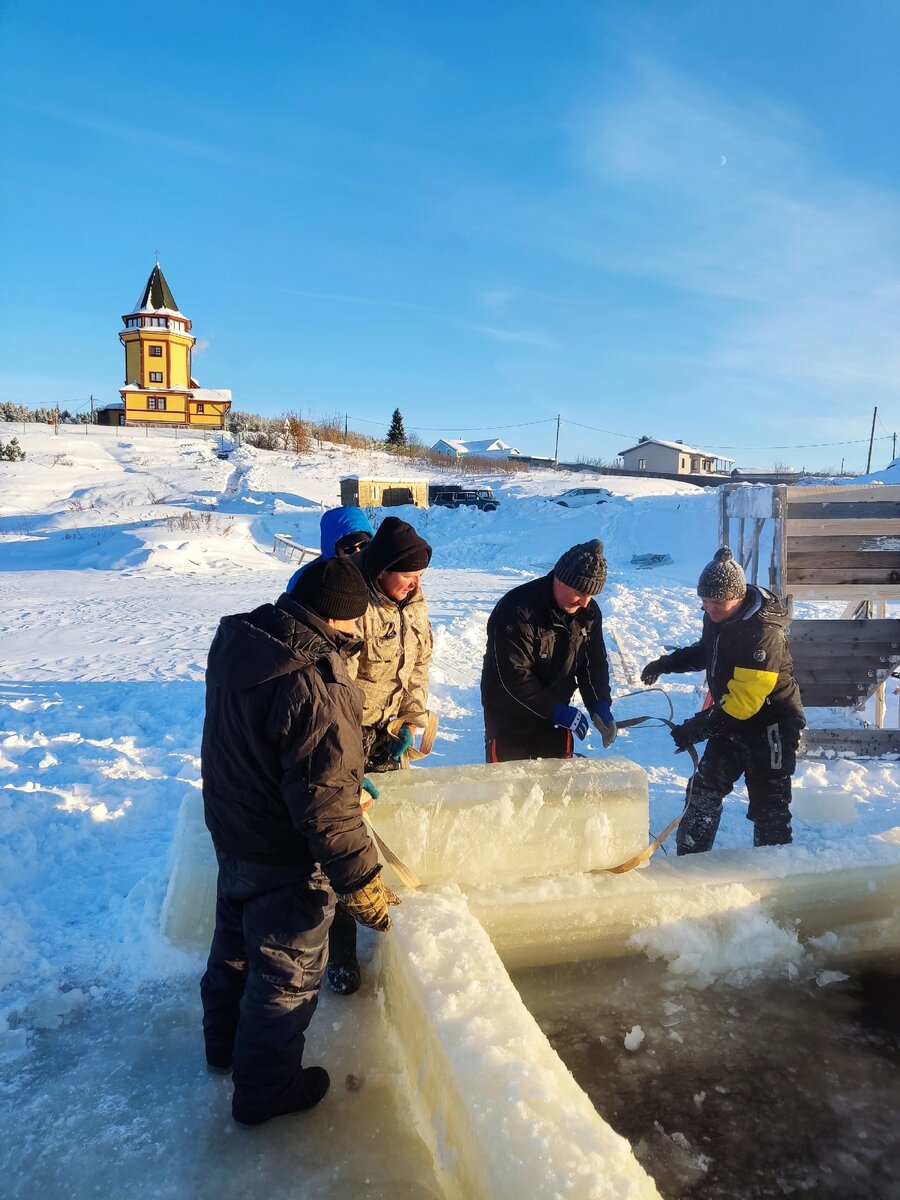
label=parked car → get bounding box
[430,486,500,512]
[552,487,613,508]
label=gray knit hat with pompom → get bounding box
[697,547,746,600]
[554,539,607,595]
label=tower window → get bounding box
[149,346,162,357]
[147,397,167,411]
[149,372,163,383]
[196,403,205,414]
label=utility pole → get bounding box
[344,413,348,443]
[553,414,561,467]
[90,395,94,425]
[893,431,897,462]
[865,406,877,473]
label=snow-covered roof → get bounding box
[191,389,232,405]
[618,437,735,463]
[432,439,469,454]
[463,437,519,454]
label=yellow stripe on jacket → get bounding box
[721,666,779,720]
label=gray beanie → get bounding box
[697,547,746,600]
[554,539,607,595]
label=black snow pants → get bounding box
[200,851,335,1113]
[485,724,574,764]
[327,726,404,978]
[676,722,800,855]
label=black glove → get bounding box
[641,657,669,686]
[670,710,712,752]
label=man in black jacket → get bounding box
[200,556,400,1126]
[641,547,805,854]
[481,539,617,762]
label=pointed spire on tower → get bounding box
[134,263,180,313]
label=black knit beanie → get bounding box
[290,556,369,620]
[553,539,607,595]
[697,547,746,600]
[365,516,432,579]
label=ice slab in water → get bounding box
[378,887,660,1200]
[467,830,900,972]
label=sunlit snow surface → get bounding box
[0,423,898,1198]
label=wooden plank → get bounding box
[801,691,868,705]
[786,518,900,537]
[787,536,900,553]
[787,619,900,643]
[787,483,900,502]
[788,584,900,600]
[788,551,900,569]
[788,501,900,520]
[787,567,900,585]
[799,727,900,757]
[793,656,898,672]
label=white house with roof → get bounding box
[618,438,734,476]
[430,436,520,459]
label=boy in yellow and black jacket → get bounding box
[641,548,805,854]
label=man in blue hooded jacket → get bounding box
[286,506,373,593]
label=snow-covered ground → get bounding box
[0,422,897,1198]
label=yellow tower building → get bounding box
[117,263,232,428]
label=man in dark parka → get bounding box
[481,539,617,762]
[200,556,399,1126]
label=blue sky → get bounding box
[1,0,899,470]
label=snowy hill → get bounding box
[0,422,897,1197]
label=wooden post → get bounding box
[771,485,787,599]
[718,485,730,550]
[875,599,887,728]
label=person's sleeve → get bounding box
[663,641,706,674]
[718,627,779,724]
[577,606,611,709]
[398,609,433,726]
[488,605,560,723]
[279,695,379,894]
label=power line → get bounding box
[347,415,556,432]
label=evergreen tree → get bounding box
[386,408,407,447]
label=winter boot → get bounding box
[327,902,361,995]
[232,1066,330,1127]
[752,817,792,847]
[676,792,723,855]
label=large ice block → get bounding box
[161,758,649,948]
[367,757,648,887]
[378,887,661,1200]
[466,829,900,970]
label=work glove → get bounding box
[361,777,380,801]
[389,723,415,762]
[589,701,617,748]
[339,867,401,932]
[641,657,669,687]
[551,703,589,741]
[670,711,711,753]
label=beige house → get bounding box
[618,438,733,476]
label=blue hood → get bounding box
[319,506,373,556]
[286,506,373,594]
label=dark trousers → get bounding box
[485,725,574,763]
[200,851,335,1109]
[677,722,799,855]
[327,726,404,972]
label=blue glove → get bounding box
[589,701,618,748]
[551,703,589,741]
[362,777,380,800]
[389,723,415,762]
